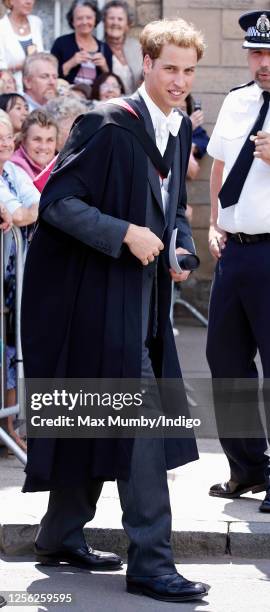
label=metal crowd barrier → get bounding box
[170,282,208,408]
[170,281,208,331]
[173,282,208,328]
[0,226,27,465]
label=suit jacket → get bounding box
[21,92,198,492]
[128,92,194,254]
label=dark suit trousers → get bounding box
[206,239,270,484]
[36,267,176,576]
[116,267,175,576]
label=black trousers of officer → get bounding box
[206,238,270,485]
[36,268,176,577]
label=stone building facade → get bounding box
[0,0,269,311]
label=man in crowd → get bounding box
[23,52,58,111]
[21,18,208,602]
[207,10,270,512]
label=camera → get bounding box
[194,99,202,112]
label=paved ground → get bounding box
[0,558,270,612]
[0,436,269,558]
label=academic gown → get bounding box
[21,99,199,492]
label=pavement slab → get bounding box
[0,558,270,612]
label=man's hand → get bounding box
[208,224,227,259]
[0,205,12,233]
[123,224,164,265]
[169,247,191,283]
[251,131,270,164]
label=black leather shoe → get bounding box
[259,489,270,512]
[0,596,6,608]
[126,572,209,602]
[34,543,123,570]
[209,479,265,499]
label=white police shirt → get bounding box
[207,82,270,234]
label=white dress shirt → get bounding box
[207,82,270,234]
[138,83,182,215]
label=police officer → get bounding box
[207,10,270,512]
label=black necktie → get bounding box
[218,91,270,208]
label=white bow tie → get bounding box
[155,111,182,140]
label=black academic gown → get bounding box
[21,97,199,492]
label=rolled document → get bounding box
[169,228,200,273]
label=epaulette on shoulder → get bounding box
[230,80,254,92]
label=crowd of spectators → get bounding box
[0,0,209,453]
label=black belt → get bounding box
[227,232,270,244]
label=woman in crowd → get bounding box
[0,111,39,451]
[0,0,43,93]
[0,70,17,94]
[51,0,112,87]
[33,96,87,192]
[11,109,58,179]
[91,71,124,101]
[103,0,142,95]
[0,92,28,137]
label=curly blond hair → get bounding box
[140,18,205,61]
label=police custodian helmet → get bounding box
[239,10,270,49]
